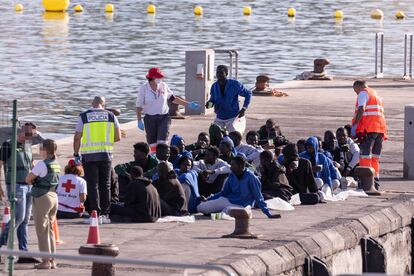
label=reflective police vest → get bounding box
[5,140,32,184]
[353,87,387,138]
[31,158,61,198]
[79,109,115,155]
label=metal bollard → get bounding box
[79,244,120,276]
[222,208,259,239]
[354,166,382,196]
[375,32,384,78]
[404,34,413,79]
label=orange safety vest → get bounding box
[352,87,387,139]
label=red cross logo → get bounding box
[62,180,76,193]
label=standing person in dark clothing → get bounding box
[205,65,252,133]
[73,96,121,224]
[153,162,187,216]
[259,150,292,201]
[114,142,158,201]
[282,144,321,204]
[110,166,161,223]
[0,124,38,263]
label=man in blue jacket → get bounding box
[205,65,252,133]
[197,155,280,219]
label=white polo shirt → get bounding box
[136,82,174,116]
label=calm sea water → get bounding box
[0,0,413,136]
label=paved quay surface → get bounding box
[2,77,414,275]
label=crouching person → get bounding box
[25,139,60,269]
[197,156,280,219]
[56,159,87,219]
[153,162,188,216]
[110,166,161,223]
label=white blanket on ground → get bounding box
[265,198,295,211]
[157,216,195,223]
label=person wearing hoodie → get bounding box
[170,134,193,157]
[176,155,200,213]
[193,146,231,196]
[299,136,333,191]
[153,162,187,216]
[209,124,226,147]
[110,166,161,223]
[219,136,237,164]
[197,156,281,219]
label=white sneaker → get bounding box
[100,215,111,224]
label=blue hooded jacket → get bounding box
[209,79,252,120]
[208,169,271,217]
[299,136,332,187]
[177,169,199,213]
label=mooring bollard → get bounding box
[222,208,259,239]
[79,244,120,276]
[354,166,382,196]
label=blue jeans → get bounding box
[1,184,32,251]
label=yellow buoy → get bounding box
[288,7,296,18]
[42,0,70,12]
[371,9,384,19]
[334,10,343,19]
[243,6,251,16]
[105,3,114,13]
[15,4,23,12]
[395,11,406,19]
[74,4,83,12]
[194,6,203,16]
[147,4,156,14]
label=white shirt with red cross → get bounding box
[56,174,87,213]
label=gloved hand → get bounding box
[237,108,246,118]
[137,119,145,131]
[205,101,213,109]
[351,124,357,137]
[188,101,200,110]
[74,155,82,165]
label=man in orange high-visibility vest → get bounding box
[351,80,387,189]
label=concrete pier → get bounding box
[3,77,414,275]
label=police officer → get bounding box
[351,80,387,189]
[73,96,121,223]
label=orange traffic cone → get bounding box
[1,207,10,233]
[52,219,64,245]
[86,210,101,245]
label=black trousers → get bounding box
[57,210,82,219]
[83,161,112,216]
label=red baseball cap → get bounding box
[146,67,165,79]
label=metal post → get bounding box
[375,33,378,77]
[403,34,413,79]
[380,33,384,76]
[410,35,413,78]
[404,34,408,77]
[375,33,384,78]
[228,51,233,79]
[7,100,17,276]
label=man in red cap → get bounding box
[136,67,200,152]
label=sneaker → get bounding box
[83,217,92,224]
[100,215,111,224]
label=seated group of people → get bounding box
[55,119,360,222]
[98,119,360,223]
